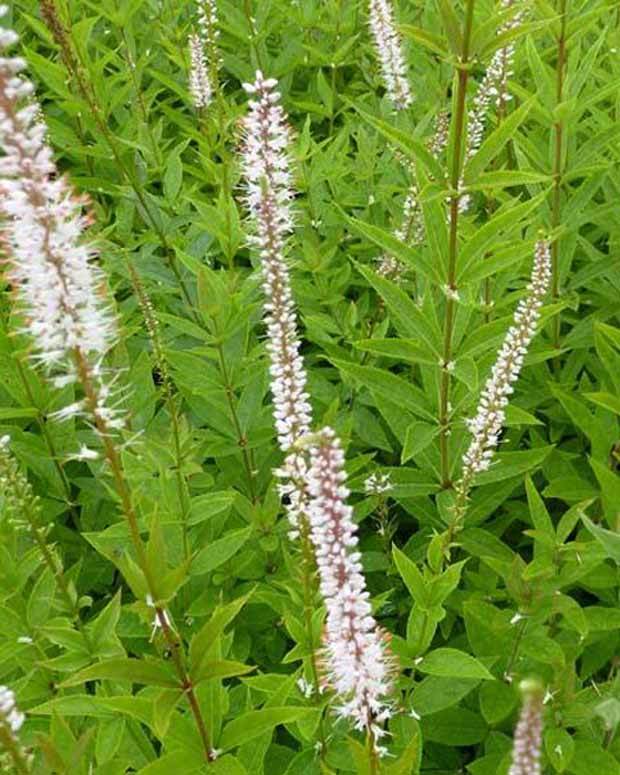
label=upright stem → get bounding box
[368,725,380,775]
[72,350,214,763]
[299,520,327,756]
[29,519,94,652]
[243,0,265,71]
[551,0,568,352]
[214,339,258,504]
[439,0,477,488]
[329,0,344,135]
[126,263,191,559]
[12,355,75,512]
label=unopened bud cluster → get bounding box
[188,0,220,110]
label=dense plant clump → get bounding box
[0,0,619,773]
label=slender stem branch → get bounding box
[12,355,75,512]
[126,262,191,559]
[72,349,214,763]
[299,520,327,756]
[439,0,477,488]
[551,0,568,352]
[243,0,265,71]
[368,725,380,775]
[214,340,258,503]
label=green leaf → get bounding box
[417,648,494,680]
[457,193,546,281]
[191,527,253,576]
[345,214,440,285]
[354,262,441,351]
[474,446,554,485]
[582,516,620,564]
[584,391,620,415]
[354,338,436,366]
[479,681,517,724]
[413,675,480,716]
[421,707,487,745]
[194,659,255,685]
[400,24,448,56]
[190,593,252,675]
[436,0,462,55]
[393,546,428,607]
[218,708,316,751]
[60,658,178,688]
[351,107,445,180]
[464,98,535,181]
[402,422,439,463]
[544,727,574,772]
[332,360,435,421]
[525,477,555,537]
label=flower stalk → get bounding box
[38,0,195,313]
[188,0,221,111]
[239,70,326,749]
[439,0,477,488]
[304,428,394,754]
[551,0,568,353]
[450,239,552,538]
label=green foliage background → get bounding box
[1,0,620,772]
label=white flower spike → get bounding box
[0,20,122,431]
[457,240,551,495]
[368,0,413,110]
[509,680,544,775]
[240,71,313,533]
[306,428,394,745]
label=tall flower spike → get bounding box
[467,0,523,162]
[240,71,313,532]
[188,0,221,110]
[509,680,544,775]
[305,428,394,750]
[459,1,523,212]
[428,109,450,159]
[188,32,212,109]
[0,18,122,430]
[455,240,551,502]
[368,0,413,110]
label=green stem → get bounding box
[368,725,380,775]
[299,523,327,757]
[243,0,265,71]
[12,355,75,513]
[551,0,568,353]
[504,616,528,679]
[439,0,477,488]
[214,339,258,504]
[126,262,191,559]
